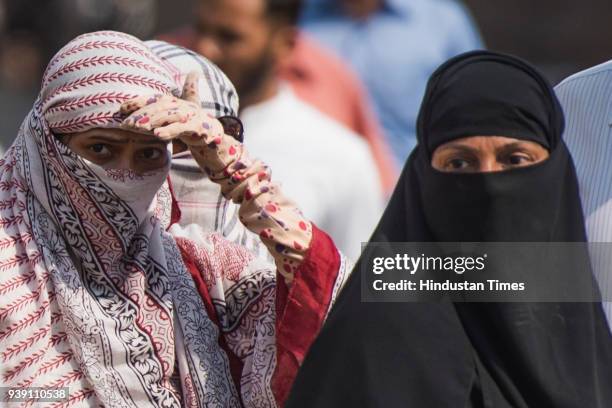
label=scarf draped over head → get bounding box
[0,31,250,407]
[417,51,564,154]
[287,51,612,408]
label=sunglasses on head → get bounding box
[217,116,244,143]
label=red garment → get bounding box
[177,224,341,407]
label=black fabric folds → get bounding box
[286,51,612,408]
[418,52,563,154]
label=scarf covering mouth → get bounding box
[287,51,612,408]
[0,31,258,407]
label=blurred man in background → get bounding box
[159,2,398,195]
[280,33,398,193]
[301,0,483,163]
[193,0,384,260]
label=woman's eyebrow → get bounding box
[133,139,169,145]
[84,135,168,145]
[497,142,529,153]
[86,135,129,143]
[437,144,476,154]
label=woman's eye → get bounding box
[447,158,471,170]
[139,148,165,161]
[88,144,111,156]
[506,153,532,166]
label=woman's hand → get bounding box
[122,72,313,284]
[120,72,236,171]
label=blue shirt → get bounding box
[301,0,483,164]
[555,63,612,328]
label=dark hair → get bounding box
[266,0,303,26]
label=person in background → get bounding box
[555,62,612,329]
[159,1,398,195]
[193,0,384,260]
[157,26,398,196]
[301,0,483,163]
[153,41,274,262]
[280,34,398,194]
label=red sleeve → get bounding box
[272,224,342,406]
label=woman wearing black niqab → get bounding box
[285,51,612,407]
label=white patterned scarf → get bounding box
[0,31,270,407]
[151,38,271,261]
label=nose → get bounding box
[196,36,222,64]
[115,153,135,173]
[106,148,138,173]
[479,157,503,173]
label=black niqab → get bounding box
[286,51,612,408]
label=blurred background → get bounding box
[1,0,611,149]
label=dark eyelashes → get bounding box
[497,151,534,162]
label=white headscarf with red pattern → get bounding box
[0,31,267,407]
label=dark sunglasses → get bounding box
[218,116,244,143]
